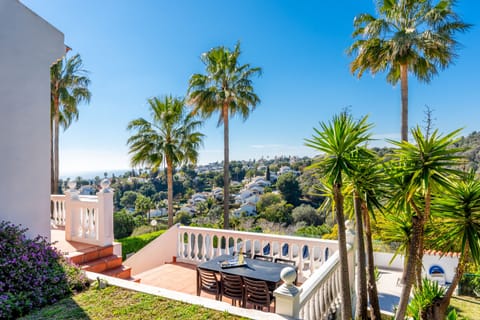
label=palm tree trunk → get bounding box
[54,113,60,194]
[416,190,430,288]
[400,64,409,142]
[223,103,230,229]
[50,117,55,195]
[166,158,174,228]
[433,247,468,320]
[334,183,353,320]
[354,192,367,320]
[362,202,382,320]
[396,215,422,320]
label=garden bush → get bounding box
[117,230,165,260]
[0,221,89,319]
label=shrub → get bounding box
[113,210,136,239]
[174,211,192,225]
[407,279,445,319]
[117,230,165,260]
[292,204,325,226]
[0,221,89,319]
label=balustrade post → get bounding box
[64,181,78,241]
[274,267,302,318]
[96,179,114,246]
[345,220,356,315]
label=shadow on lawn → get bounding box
[20,297,90,320]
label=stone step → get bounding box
[80,255,122,273]
[68,245,114,265]
[103,265,133,279]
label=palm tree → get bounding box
[349,0,470,141]
[50,53,91,194]
[305,112,373,320]
[127,96,204,228]
[388,126,464,320]
[349,157,385,320]
[187,42,261,229]
[428,172,480,319]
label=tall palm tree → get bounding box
[127,96,204,228]
[187,42,261,229]
[388,126,464,319]
[50,53,91,194]
[305,112,373,320]
[428,172,480,319]
[349,0,470,141]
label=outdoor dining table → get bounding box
[197,254,293,288]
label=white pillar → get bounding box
[64,181,78,242]
[96,179,114,246]
[274,267,302,318]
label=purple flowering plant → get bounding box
[0,221,89,319]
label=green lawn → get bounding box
[20,286,246,320]
[451,295,480,320]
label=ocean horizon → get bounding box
[60,169,130,180]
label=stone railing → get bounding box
[50,179,114,247]
[51,194,66,226]
[175,226,339,281]
[274,224,355,319]
[125,224,355,320]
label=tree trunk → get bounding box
[400,64,409,142]
[166,158,174,228]
[362,201,382,320]
[54,112,60,194]
[396,215,422,320]
[334,183,352,320]
[354,192,368,320]
[432,247,468,320]
[223,103,230,229]
[416,189,430,288]
[50,117,55,195]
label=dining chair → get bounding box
[252,254,273,262]
[243,277,275,312]
[220,272,245,307]
[274,257,296,266]
[197,267,221,300]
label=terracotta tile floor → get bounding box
[137,262,199,296]
[136,262,274,309]
[50,227,100,255]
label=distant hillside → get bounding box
[453,131,480,173]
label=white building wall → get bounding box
[374,251,459,283]
[0,0,65,240]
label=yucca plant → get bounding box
[407,279,445,320]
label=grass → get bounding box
[450,295,480,320]
[117,230,166,260]
[20,285,246,320]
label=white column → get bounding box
[274,267,302,318]
[97,179,114,246]
[64,181,78,241]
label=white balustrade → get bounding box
[50,179,114,247]
[50,194,66,226]
[175,226,338,281]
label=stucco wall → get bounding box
[0,0,65,240]
[374,251,459,283]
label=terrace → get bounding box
[50,182,356,319]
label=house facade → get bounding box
[0,0,65,241]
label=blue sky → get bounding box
[22,1,480,176]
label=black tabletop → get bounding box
[197,254,291,284]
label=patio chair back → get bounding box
[197,268,220,300]
[274,257,296,266]
[220,273,244,307]
[253,254,273,262]
[243,277,275,312]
